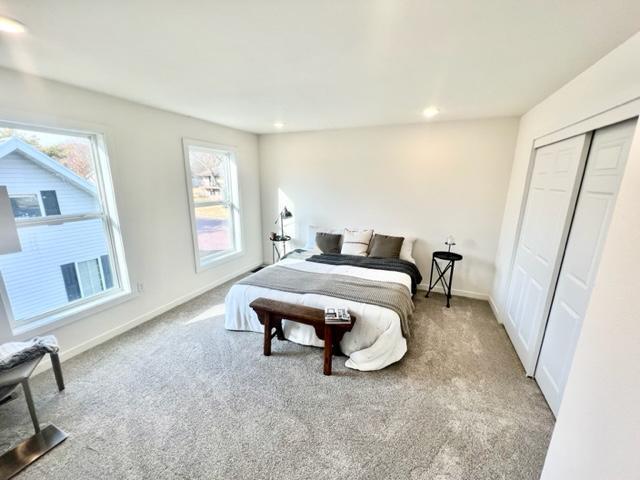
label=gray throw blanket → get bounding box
[0,335,59,372]
[238,265,414,337]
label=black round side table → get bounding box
[270,235,291,263]
[425,251,463,308]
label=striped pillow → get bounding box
[340,228,374,256]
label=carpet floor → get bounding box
[0,276,555,479]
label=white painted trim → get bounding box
[533,97,640,148]
[488,295,504,324]
[181,137,245,274]
[416,282,488,300]
[11,289,135,339]
[30,260,261,377]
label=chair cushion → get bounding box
[0,336,59,372]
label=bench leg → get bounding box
[274,320,285,340]
[50,352,65,392]
[323,324,333,376]
[263,314,272,356]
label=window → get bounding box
[183,139,241,271]
[61,255,114,301]
[10,194,41,218]
[0,123,129,330]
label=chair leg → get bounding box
[50,353,65,391]
[21,379,40,434]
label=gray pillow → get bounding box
[368,234,404,258]
[316,232,342,254]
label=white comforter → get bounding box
[224,258,411,371]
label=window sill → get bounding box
[196,249,244,273]
[10,288,135,339]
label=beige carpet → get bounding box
[0,276,554,479]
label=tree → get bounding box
[0,128,94,180]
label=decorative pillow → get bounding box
[369,234,404,258]
[315,232,342,254]
[399,236,416,262]
[341,228,374,256]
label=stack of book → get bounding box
[324,307,351,324]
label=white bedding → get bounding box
[224,257,411,371]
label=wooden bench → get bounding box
[249,298,356,375]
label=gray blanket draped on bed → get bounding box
[237,265,414,337]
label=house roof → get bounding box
[0,137,97,196]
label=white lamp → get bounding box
[445,235,456,252]
[0,186,21,254]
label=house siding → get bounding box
[0,148,110,322]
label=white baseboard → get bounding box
[416,282,488,301]
[32,261,262,376]
[488,295,505,324]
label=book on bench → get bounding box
[324,307,351,324]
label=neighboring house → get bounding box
[0,137,113,323]
[192,173,222,199]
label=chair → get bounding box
[0,348,67,480]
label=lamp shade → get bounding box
[281,206,293,219]
[0,186,22,254]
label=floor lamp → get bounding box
[0,186,68,480]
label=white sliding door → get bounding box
[505,134,591,375]
[535,118,637,415]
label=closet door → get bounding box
[505,134,591,375]
[535,119,637,415]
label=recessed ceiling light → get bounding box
[422,106,439,119]
[274,122,284,129]
[0,16,26,34]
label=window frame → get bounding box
[0,120,131,335]
[182,138,243,273]
[9,193,43,218]
[75,257,106,298]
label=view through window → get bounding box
[0,124,127,327]
[183,140,241,269]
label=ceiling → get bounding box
[0,1,639,134]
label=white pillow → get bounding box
[399,236,416,263]
[305,225,343,250]
[304,225,323,250]
[341,228,374,256]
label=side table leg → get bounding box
[447,261,455,308]
[323,325,333,376]
[263,314,272,356]
[426,257,435,298]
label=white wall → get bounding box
[259,118,519,298]
[490,32,640,479]
[0,67,263,364]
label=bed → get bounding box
[224,250,422,371]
